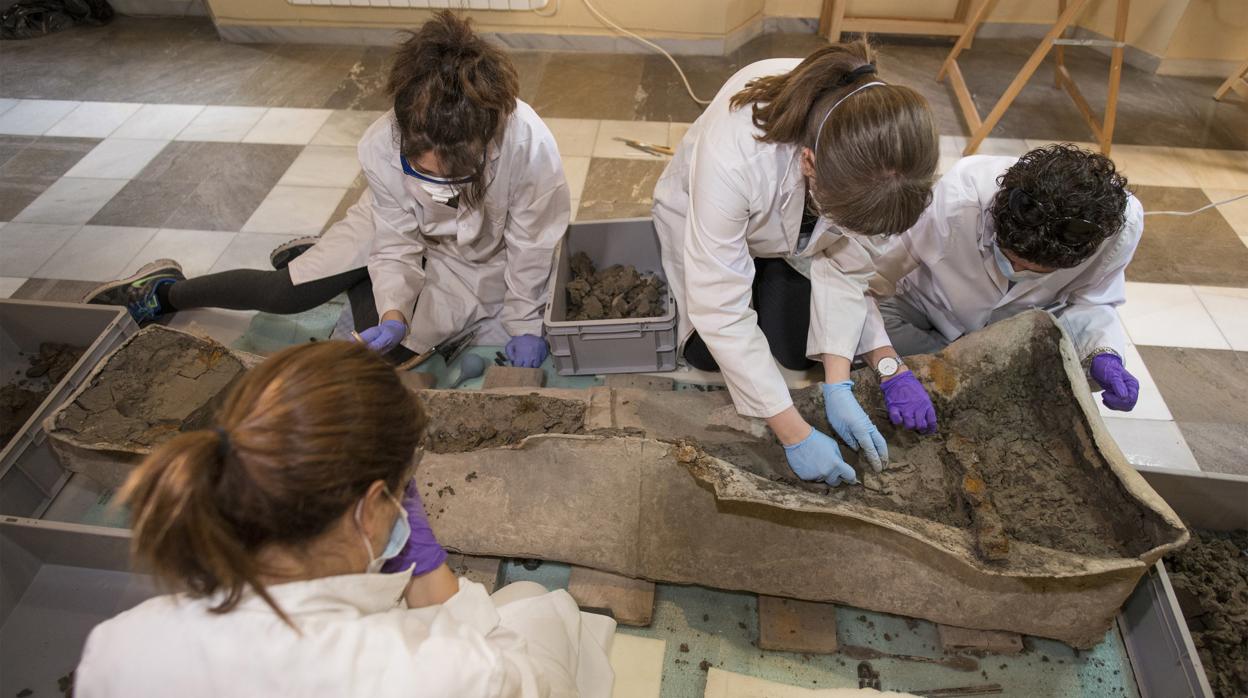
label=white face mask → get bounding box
[401,154,474,205]
[418,181,461,204]
[992,243,1047,282]
[354,488,409,574]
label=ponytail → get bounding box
[121,429,293,625]
[730,39,877,144]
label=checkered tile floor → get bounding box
[2,96,1246,480]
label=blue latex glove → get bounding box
[822,381,889,473]
[783,429,858,486]
[880,371,938,434]
[505,334,548,368]
[1091,354,1139,412]
[359,319,407,354]
[381,479,448,577]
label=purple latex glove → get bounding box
[359,319,407,354]
[1091,354,1139,412]
[880,371,938,434]
[505,334,548,368]
[382,479,448,576]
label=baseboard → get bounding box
[1157,57,1246,78]
[111,0,207,17]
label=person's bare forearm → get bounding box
[822,354,851,383]
[862,345,903,381]
[403,562,458,608]
[766,406,812,446]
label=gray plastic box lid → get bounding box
[543,217,678,375]
[0,300,137,519]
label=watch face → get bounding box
[877,357,900,376]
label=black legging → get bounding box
[683,256,816,373]
[166,267,379,331]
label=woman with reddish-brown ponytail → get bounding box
[74,341,615,697]
[653,41,940,489]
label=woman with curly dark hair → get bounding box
[85,11,565,369]
[861,144,1142,418]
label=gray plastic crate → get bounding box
[0,300,136,519]
[544,217,678,375]
[0,517,153,696]
[1116,468,1248,698]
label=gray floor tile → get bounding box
[88,179,198,228]
[1174,421,1248,477]
[1135,346,1248,424]
[12,177,127,224]
[323,46,393,111]
[0,135,38,169]
[135,141,301,185]
[1127,186,1248,287]
[510,51,550,106]
[578,157,667,220]
[227,44,368,109]
[164,176,278,231]
[0,176,58,221]
[635,54,735,123]
[0,137,99,179]
[530,53,646,120]
[9,277,100,303]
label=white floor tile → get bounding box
[12,177,128,225]
[124,228,236,279]
[1193,285,1248,350]
[1118,281,1230,350]
[0,223,80,277]
[0,99,18,117]
[594,120,674,160]
[1174,148,1248,190]
[1203,188,1248,235]
[64,138,169,179]
[277,145,361,188]
[175,106,268,142]
[1103,145,1201,188]
[242,185,345,235]
[608,634,664,698]
[669,122,691,148]
[570,198,580,222]
[939,135,967,175]
[563,156,591,201]
[0,277,26,298]
[1097,342,1172,421]
[0,100,81,136]
[311,109,383,146]
[975,137,1029,157]
[704,667,859,697]
[35,225,157,281]
[1102,417,1200,471]
[545,118,600,157]
[243,108,333,145]
[112,104,205,140]
[210,232,302,272]
[44,101,143,138]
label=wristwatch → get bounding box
[874,356,906,381]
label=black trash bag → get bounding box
[1,0,114,40]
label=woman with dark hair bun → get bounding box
[75,341,615,697]
[860,144,1143,415]
[84,11,565,369]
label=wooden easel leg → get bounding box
[938,0,1000,82]
[1099,0,1129,155]
[1213,57,1248,101]
[820,0,847,44]
[965,0,1092,154]
[1053,0,1067,87]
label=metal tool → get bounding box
[613,137,675,157]
[447,353,487,388]
[910,685,1003,697]
[397,325,479,371]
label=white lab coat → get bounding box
[287,101,569,353]
[653,58,876,419]
[75,573,616,698]
[857,155,1141,360]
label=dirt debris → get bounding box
[420,391,586,453]
[1,343,85,447]
[1165,527,1248,698]
[565,252,666,321]
[50,330,243,449]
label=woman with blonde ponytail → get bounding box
[75,341,615,697]
[652,40,941,489]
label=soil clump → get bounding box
[1,343,84,447]
[421,391,586,453]
[50,329,244,449]
[565,252,666,320]
[1165,527,1248,698]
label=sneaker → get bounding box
[269,235,320,271]
[82,259,185,326]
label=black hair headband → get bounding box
[838,63,877,87]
